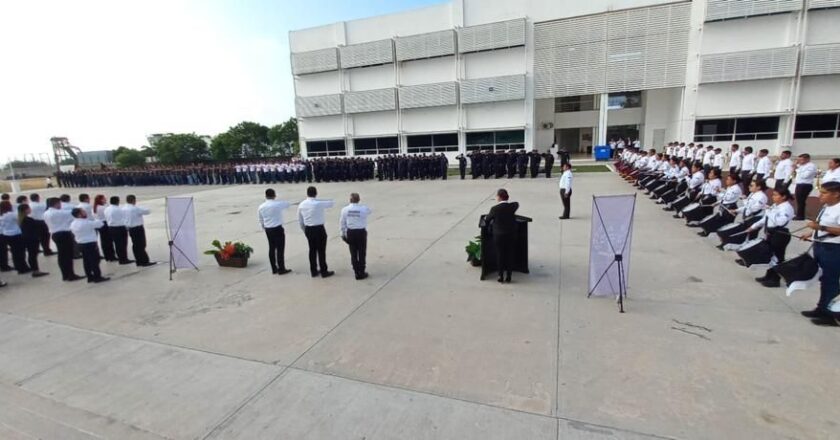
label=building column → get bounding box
[596,92,609,148]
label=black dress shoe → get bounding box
[32,271,49,278]
[716,244,725,251]
[663,207,674,212]
[119,260,135,265]
[809,316,839,327]
[355,272,369,280]
[754,275,768,282]
[0,266,12,273]
[497,276,504,283]
[697,231,709,237]
[672,214,681,219]
[760,279,780,288]
[321,270,335,278]
[92,277,110,283]
[138,261,158,267]
[801,308,829,319]
[735,259,748,267]
[66,275,84,282]
[276,268,291,275]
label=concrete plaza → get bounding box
[0,171,837,440]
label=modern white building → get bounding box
[289,0,840,159]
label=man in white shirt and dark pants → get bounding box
[793,154,818,221]
[298,186,335,278]
[123,195,156,267]
[340,193,372,280]
[29,193,54,256]
[104,196,133,265]
[44,197,82,281]
[258,188,291,275]
[773,150,793,191]
[558,163,573,220]
[70,208,109,283]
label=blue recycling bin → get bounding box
[594,145,611,161]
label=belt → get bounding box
[347,228,366,232]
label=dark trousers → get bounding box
[814,242,840,310]
[0,234,9,270]
[794,184,812,219]
[560,189,572,219]
[24,237,39,272]
[99,223,117,261]
[740,171,752,194]
[493,233,515,277]
[52,231,77,280]
[765,228,791,282]
[112,226,130,263]
[304,225,328,275]
[128,226,150,265]
[346,229,367,276]
[79,242,102,281]
[459,167,466,180]
[264,226,286,272]
[36,220,52,254]
[8,235,30,273]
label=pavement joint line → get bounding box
[13,336,116,387]
[554,415,679,440]
[286,186,498,371]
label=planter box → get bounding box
[214,254,249,268]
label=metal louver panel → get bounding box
[396,30,456,61]
[291,48,339,75]
[295,94,342,117]
[340,39,394,69]
[700,46,799,83]
[705,0,802,21]
[809,0,840,9]
[459,75,525,104]
[534,2,690,98]
[398,82,458,109]
[344,88,396,114]
[458,18,526,54]
[801,44,840,76]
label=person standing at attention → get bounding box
[44,197,83,281]
[298,186,335,278]
[559,162,573,220]
[123,195,156,267]
[70,208,109,283]
[799,181,840,323]
[793,153,818,221]
[258,188,292,275]
[105,196,133,265]
[340,193,371,280]
[484,189,519,283]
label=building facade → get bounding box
[289,0,840,159]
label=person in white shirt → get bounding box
[298,186,335,278]
[28,193,53,255]
[59,194,74,211]
[728,144,742,175]
[1,200,30,274]
[258,188,292,275]
[702,146,714,175]
[714,180,769,250]
[740,146,755,193]
[712,147,724,176]
[70,208,108,283]
[793,153,818,220]
[77,193,94,219]
[755,149,772,182]
[799,181,840,321]
[698,173,742,237]
[123,195,155,267]
[558,163,573,220]
[339,193,372,280]
[104,196,133,265]
[772,150,793,191]
[822,158,840,184]
[44,197,82,281]
[92,194,117,262]
[746,188,795,287]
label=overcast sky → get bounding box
[0,0,443,161]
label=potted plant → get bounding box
[204,240,253,268]
[465,236,482,267]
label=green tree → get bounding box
[212,121,270,160]
[268,117,300,156]
[115,149,146,168]
[152,133,209,165]
[210,132,235,161]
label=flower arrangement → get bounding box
[465,236,482,266]
[204,240,253,267]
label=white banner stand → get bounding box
[165,197,199,280]
[588,194,636,313]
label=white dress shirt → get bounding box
[29,202,47,221]
[719,185,742,205]
[713,154,724,168]
[1,211,22,236]
[340,203,372,236]
[815,203,840,244]
[60,201,74,211]
[740,191,768,218]
[689,171,705,189]
[729,151,742,170]
[77,202,94,219]
[795,162,818,185]
[702,178,722,196]
[44,207,74,233]
[703,150,714,165]
[104,204,126,227]
[741,153,755,172]
[752,202,794,231]
[774,158,793,182]
[258,199,290,229]
[92,205,106,221]
[559,170,573,191]
[123,204,150,228]
[70,218,103,244]
[822,167,840,184]
[755,156,771,175]
[298,197,335,229]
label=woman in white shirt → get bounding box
[93,194,117,262]
[746,188,795,287]
[714,180,769,249]
[0,201,30,274]
[698,174,742,237]
[799,181,840,321]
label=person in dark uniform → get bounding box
[483,153,493,179]
[529,151,541,178]
[484,189,519,283]
[457,154,467,180]
[506,151,516,178]
[544,152,555,178]
[517,151,528,178]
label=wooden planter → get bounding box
[214,254,249,268]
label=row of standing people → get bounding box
[618,148,840,325]
[0,192,156,288]
[463,150,560,180]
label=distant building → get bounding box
[77,150,114,166]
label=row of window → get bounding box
[305,130,526,156]
[554,92,642,113]
[693,113,840,143]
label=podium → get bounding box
[478,214,532,280]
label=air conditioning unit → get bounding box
[541,122,554,130]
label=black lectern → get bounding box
[478,214,532,280]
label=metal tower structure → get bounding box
[50,137,81,171]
